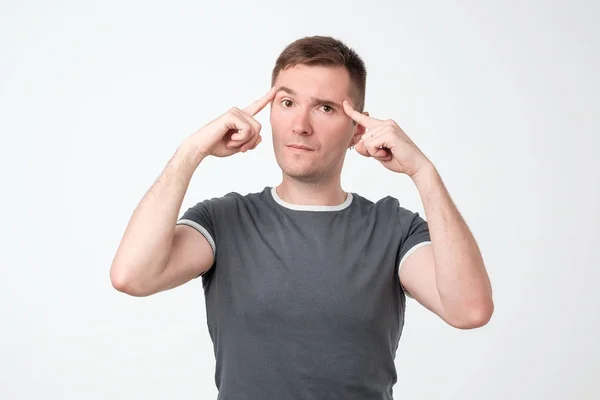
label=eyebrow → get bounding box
[276,86,342,108]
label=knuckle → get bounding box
[228,107,241,115]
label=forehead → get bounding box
[274,64,352,100]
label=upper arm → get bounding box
[395,205,446,321]
[147,199,219,295]
[398,244,446,321]
[153,224,215,293]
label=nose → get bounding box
[291,108,312,136]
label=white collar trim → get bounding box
[270,187,353,212]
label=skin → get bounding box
[269,64,365,206]
[111,63,494,329]
[109,89,277,296]
[269,64,494,329]
[343,101,494,329]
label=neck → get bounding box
[276,174,347,206]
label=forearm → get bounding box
[412,165,493,324]
[110,140,206,285]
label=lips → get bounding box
[287,144,314,151]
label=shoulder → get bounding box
[186,186,271,213]
[350,192,426,230]
[350,192,401,215]
[179,187,270,237]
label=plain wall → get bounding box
[1,0,598,398]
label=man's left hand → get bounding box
[343,100,432,178]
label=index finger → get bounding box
[243,86,277,117]
[342,100,381,129]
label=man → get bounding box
[110,36,493,399]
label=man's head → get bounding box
[269,36,368,183]
[271,36,366,112]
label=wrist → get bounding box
[175,139,207,170]
[180,137,208,163]
[410,161,439,188]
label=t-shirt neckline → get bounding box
[269,186,353,212]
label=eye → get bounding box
[281,99,293,107]
[320,104,334,113]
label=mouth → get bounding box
[287,144,314,151]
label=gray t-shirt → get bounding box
[177,186,431,399]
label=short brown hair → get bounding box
[271,36,367,112]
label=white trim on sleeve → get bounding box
[176,219,216,256]
[398,241,432,298]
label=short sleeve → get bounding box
[177,199,217,259]
[397,206,431,269]
[396,206,432,297]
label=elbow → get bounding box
[110,264,150,297]
[447,298,494,330]
[109,266,135,295]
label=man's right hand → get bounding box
[189,86,277,158]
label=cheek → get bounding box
[315,114,351,135]
[270,107,285,127]
[270,105,301,129]
[269,110,286,142]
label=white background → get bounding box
[1,0,598,399]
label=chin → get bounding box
[285,170,322,182]
[283,165,320,181]
[276,158,322,182]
